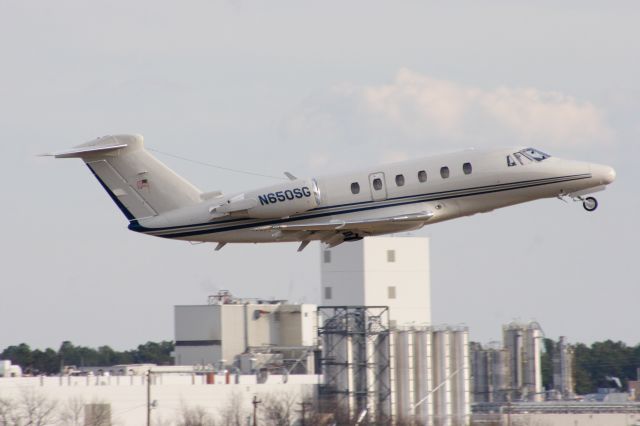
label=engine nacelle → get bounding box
[243,179,320,219]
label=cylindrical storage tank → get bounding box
[450,328,470,426]
[490,349,509,403]
[413,328,433,425]
[432,329,452,426]
[387,330,398,421]
[523,322,542,401]
[470,344,488,403]
[503,323,524,398]
[394,330,414,422]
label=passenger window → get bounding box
[507,155,517,167]
[440,166,450,179]
[463,162,472,175]
[351,182,360,194]
[373,178,383,190]
[418,170,427,182]
[395,174,405,186]
[323,250,331,263]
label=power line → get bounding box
[148,148,286,181]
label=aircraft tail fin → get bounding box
[52,134,202,221]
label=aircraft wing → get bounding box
[255,211,434,232]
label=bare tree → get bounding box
[0,395,18,426]
[219,392,247,426]
[15,388,58,426]
[295,396,338,426]
[176,402,216,426]
[259,392,298,426]
[84,401,111,426]
[58,396,85,426]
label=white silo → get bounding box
[393,329,415,421]
[413,328,434,424]
[523,322,543,402]
[432,328,452,426]
[450,328,470,426]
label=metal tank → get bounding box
[450,327,470,426]
[393,329,415,422]
[552,336,575,400]
[503,322,524,400]
[523,322,543,401]
[489,348,510,403]
[432,328,452,426]
[413,328,434,425]
[470,343,489,403]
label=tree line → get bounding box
[4,339,640,395]
[0,341,174,375]
[541,338,640,394]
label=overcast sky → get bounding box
[1,1,638,351]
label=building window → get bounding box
[351,182,360,194]
[372,178,383,190]
[387,249,396,262]
[324,286,332,300]
[463,162,472,175]
[395,174,405,186]
[388,286,396,299]
[418,170,427,182]
[323,250,331,263]
[440,166,450,179]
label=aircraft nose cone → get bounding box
[593,164,616,185]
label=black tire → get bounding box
[583,196,598,212]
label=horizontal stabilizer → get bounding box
[46,143,128,159]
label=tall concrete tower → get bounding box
[320,236,431,327]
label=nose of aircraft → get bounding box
[592,164,616,185]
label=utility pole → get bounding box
[252,395,262,426]
[298,401,311,426]
[146,369,152,426]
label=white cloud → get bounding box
[283,69,612,158]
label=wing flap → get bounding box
[255,211,434,232]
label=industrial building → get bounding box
[174,291,317,374]
[317,237,470,425]
[4,235,640,424]
[471,321,544,403]
[321,236,431,327]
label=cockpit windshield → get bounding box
[521,148,551,161]
[506,148,551,167]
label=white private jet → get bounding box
[49,134,615,251]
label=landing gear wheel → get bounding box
[583,196,598,212]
